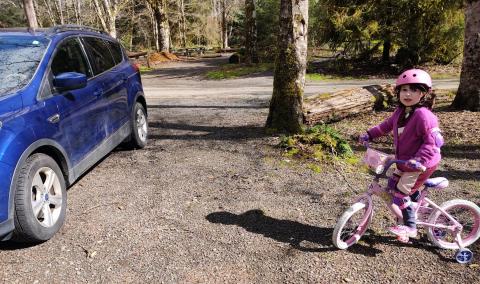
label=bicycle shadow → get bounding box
[206,209,382,256]
[360,233,457,263]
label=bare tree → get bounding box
[146,0,171,51]
[179,0,187,47]
[266,0,309,134]
[41,0,57,25]
[244,0,258,64]
[23,0,38,29]
[91,0,119,37]
[452,0,480,111]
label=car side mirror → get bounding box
[53,72,87,91]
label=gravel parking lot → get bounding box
[1,57,479,283]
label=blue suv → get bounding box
[0,25,148,242]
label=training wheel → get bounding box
[455,248,473,264]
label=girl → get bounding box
[360,69,444,242]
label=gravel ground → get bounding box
[1,57,479,283]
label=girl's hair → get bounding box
[395,83,436,110]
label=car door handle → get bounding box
[48,114,60,124]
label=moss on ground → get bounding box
[279,124,358,173]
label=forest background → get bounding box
[0,0,466,69]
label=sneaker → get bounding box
[388,225,417,239]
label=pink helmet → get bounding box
[395,69,432,89]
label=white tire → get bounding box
[427,199,480,249]
[332,201,372,249]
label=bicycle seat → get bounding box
[424,177,449,189]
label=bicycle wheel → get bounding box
[427,199,480,249]
[332,200,373,249]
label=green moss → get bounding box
[266,43,304,134]
[307,163,322,173]
[278,124,353,163]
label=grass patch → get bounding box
[306,73,364,81]
[139,66,154,73]
[279,124,354,172]
[206,63,273,79]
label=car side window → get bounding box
[82,37,115,75]
[51,38,91,77]
[106,40,124,64]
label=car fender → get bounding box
[5,138,72,223]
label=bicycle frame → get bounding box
[357,159,466,248]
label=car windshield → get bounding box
[0,35,49,97]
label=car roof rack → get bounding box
[48,25,108,35]
[0,27,49,34]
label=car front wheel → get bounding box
[13,153,67,242]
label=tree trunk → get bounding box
[452,0,480,111]
[179,0,187,47]
[221,0,228,49]
[92,0,118,38]
[55,0,64,25]
[265,0,308,134]
[42,0,57,25]
[244,0,258,64]
[23,0,38,29]
[148,0,170,52]
[382,39,391,63]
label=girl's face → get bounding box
[399,84,425,107]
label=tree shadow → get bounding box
[148,122,268,141]
[432,169,480,181]
[440,144,480,160]
[205,209,383,256]
[148,104,268,110]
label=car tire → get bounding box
[127,102,148,149]
[13,153,67,242]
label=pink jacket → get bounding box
[367,107,442,169]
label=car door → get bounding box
[104,39,129,131]
[43,37,107,166]
[81,37,128,137]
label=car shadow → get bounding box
[205,209,383,256]
[0,239,40,250]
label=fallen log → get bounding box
[303,85,456,125]
[303,85,395,125]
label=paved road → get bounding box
[142,56,460,104]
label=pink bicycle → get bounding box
[332,147,480,264]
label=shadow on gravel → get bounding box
[148,104,268,109]
[440,145,480,160]
[361,234,457,263]
[206,209,383,256]
[206,209,335,252]
[149,122,267,141]
[0,241,38,251]
[432,169,480,181]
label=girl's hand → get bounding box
[358,133,370,146]
[406,159,426,172]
